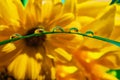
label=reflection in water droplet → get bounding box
[69,27,79,32]
[52,26,64,32]
[34,28,44,34]
[10,33,22,39]
[85,30,94,37]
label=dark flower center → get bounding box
[24,27,46,47]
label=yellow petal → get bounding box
[84,43,120,61]
[27,57,42,79]
[0,43,23,67]
[101,44,120,53]
[57,65,78,77]
[92,64,118,80]
[115,13,120,26]
[110,26,120,40]
[64,20,82,31]
[54,48,72,61]
[56,13,75,27]
[82,5,116,49]
[35,52,43,61]
[41,0,53,22]
[53,0,61,4]
[62,66,78,74]
[8,53,28,79]
[77,1,110,17]
[77,0,88,3]
[12,0,25,24]
[48,3,63,27]
[26,0,53,24]
[82,5,116,35]
[2,43,16,53]
[76,16,94,26]
[97,50,120,69]
[51,67,56,79]
[116,4,120,14]
[25,0,38,28]
[0,25,23,43]
[0,25,12,41]
[47,33,83,53]
[0,0,19,24]
[77,0,111,3]
[63,0,77,14]
[0,25,9,31]
[56,64,86,80]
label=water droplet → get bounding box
[52,26,64,32]
[85,30,94,37]
[69,27,79,32]
[10,33,22,39]
[34,28,44,34]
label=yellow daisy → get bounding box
[54,1,120,80]
[72,5,120,80]
[0,0,83,79]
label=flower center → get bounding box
[24,27,46,47]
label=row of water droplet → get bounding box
[10,26,95,39]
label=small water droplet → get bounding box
[85,30,94,37]
[10,33,22,39]
[52,26,64,32]
[34,28,44,34]
[69,27,79,32]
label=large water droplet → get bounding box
[52,26,64,32]
[69,27,79,33]
[10,33,22,39]
[85,30,94,37]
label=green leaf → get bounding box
[110,0,120,5]
[110,0,117,5]
[107,69,120,80]
[117,0,120,4]
[21,0,28,7]
[116,70,120,79]
[107,70,117,76]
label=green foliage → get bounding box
[110,0,120,5]
[21,0,28,6]
[107,69,120,80]
[116,70,120,79]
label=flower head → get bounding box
[72,4,120,80]
[54,1,120,80]
[0,0,120,80]
[0,0,82,79]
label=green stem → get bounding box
[0,32,120,47]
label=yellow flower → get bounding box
[54,1,120,80]
[0,0,120,80]
[0,0,83,79]
[72,5,120,80]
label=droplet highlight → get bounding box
[69,27,79,32]
[10,33,22,39]
[34,28,44,34]
[85,30,94,37]
[52,26,64,32]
